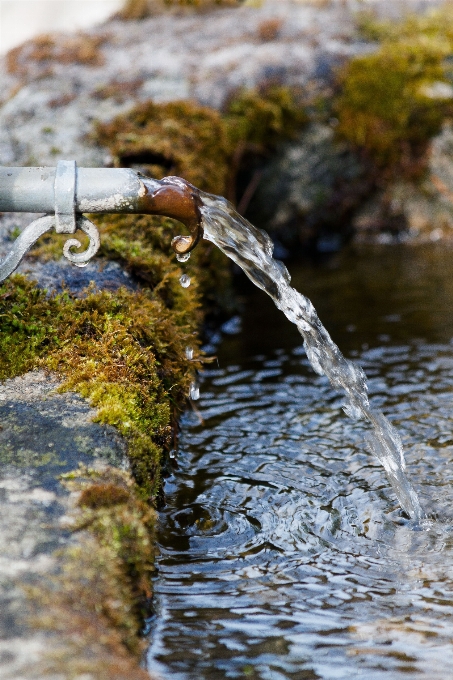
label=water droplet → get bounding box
[185,346,194,360]
[176,252,191,262]
[189,382,200,400]
[179,274,191,288]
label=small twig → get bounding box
[237,169,264,216]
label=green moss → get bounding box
[357,6,453,45]
[95,99,230,193]
[0,275,201,499]
[92,212,235,316]
[223,85,307,151]
[93,85,306,198]
[336,7,453,172]
[0,444,66,468]
[28,465,156,678]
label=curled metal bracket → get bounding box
[0,214,100,282]
[62,216,101,268]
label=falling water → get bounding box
[189,381,200,400]
[198,192,423,520]
[179,274,191,288]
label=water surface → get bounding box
[148,243,453,679]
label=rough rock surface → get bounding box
[0,0,381,170]
[0,371,125,679]
[352,124,453,244]
[259,120,453,246]
[249,122,367,247]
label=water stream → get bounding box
[147,241,453,679]
[198,194,422,520]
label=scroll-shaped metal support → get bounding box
[0,162,204,283]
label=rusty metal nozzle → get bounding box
[139,175,203,256]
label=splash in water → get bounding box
[197,192,423,520]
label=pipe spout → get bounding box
[139,176,203,255]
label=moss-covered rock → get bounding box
[93,86,307,201]
[329,4,453,241]
[6,33,108,80]
[0,275,201,500]
[0,260,202,671]
[95,100,230,193]
[336,8,453,174]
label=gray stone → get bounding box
[0,370,126,678]
[249,122,365,244]
[18,258,136,295]
[0,1,364,168]
[352,123,453,243]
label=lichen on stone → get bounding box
[6,33,108,80]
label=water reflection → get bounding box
[148,244,453,679]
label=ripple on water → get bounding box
[148,246,453,680]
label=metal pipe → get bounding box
[0,162,204,282]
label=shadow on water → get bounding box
[148,243,453,679]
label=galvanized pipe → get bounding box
[0,167,161,214]
[0,162,204,282]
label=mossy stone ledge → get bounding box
[0,246,203,676]
[0,274,202,500]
